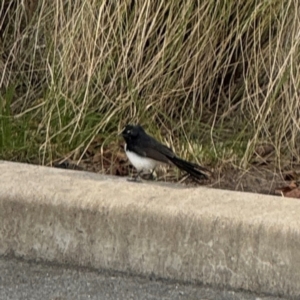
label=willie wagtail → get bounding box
[121,124,211,181]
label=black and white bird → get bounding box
[121,124,211,181]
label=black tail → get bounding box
[169,156,211,180]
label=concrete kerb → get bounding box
[0,161,299,298]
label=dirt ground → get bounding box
[54,163,288,195]
[210,166,287,194]
[52,139,300,197]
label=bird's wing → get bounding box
[129,135,174,164]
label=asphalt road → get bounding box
[0,257,284,300]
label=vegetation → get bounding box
[1,0,299,173]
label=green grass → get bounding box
[0,0,299,173]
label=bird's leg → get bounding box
[127,170,143,182]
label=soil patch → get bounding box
[51,142,298,197]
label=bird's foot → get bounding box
[127,171,143,182]
[127,177,142,183]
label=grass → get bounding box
[0,0,300,175]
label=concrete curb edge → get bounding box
[1,161,300,298]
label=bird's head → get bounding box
[121,124,144,141]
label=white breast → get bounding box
[125,144,158,172]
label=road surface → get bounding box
[0,257,284,300]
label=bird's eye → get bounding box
[127,130,131,134]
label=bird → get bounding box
[121,124,211,181]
